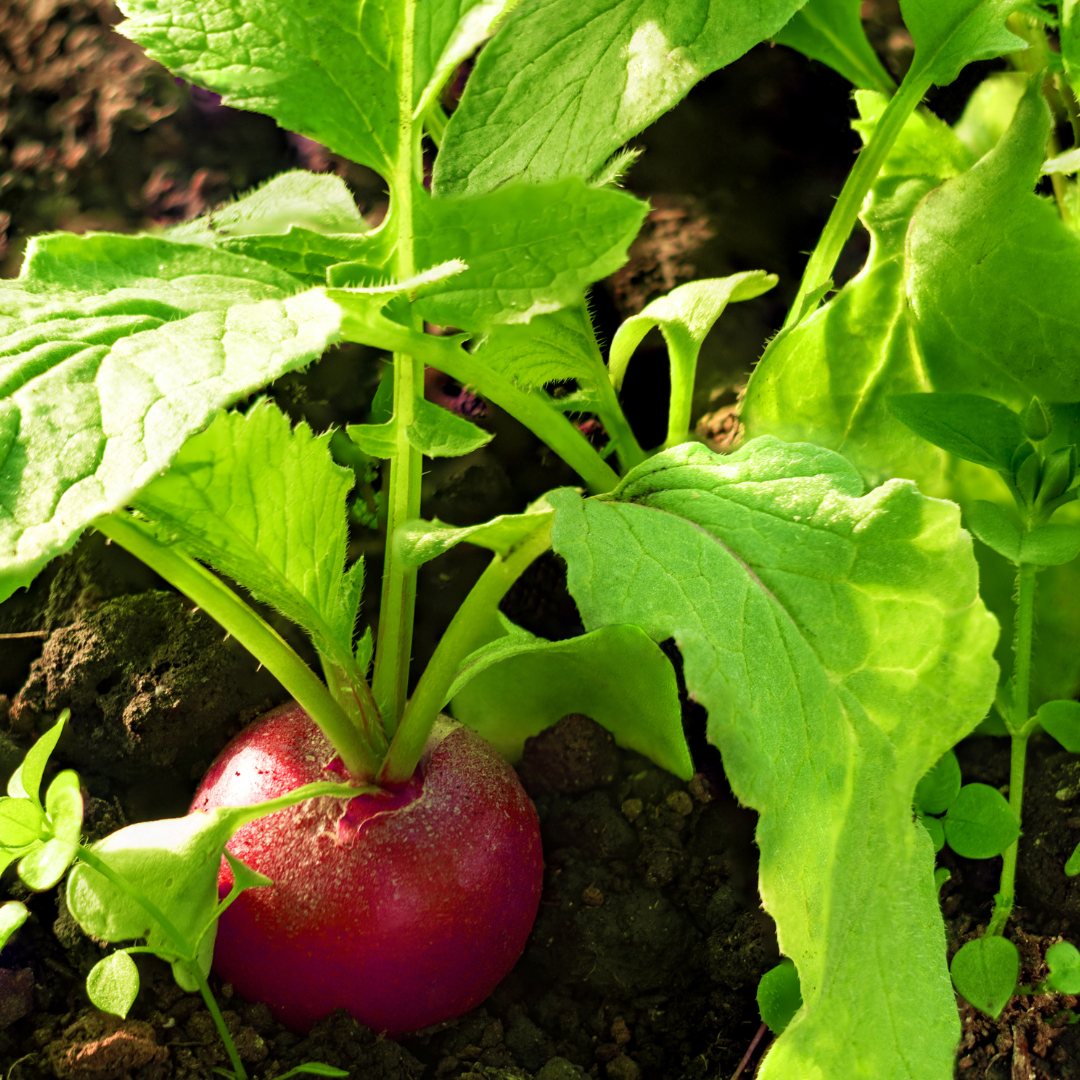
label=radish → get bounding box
[191,702,544,1036]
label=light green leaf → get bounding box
[954,71,1026,159]
[18,769,83,891]
[434,0,808,195]
[407,399,492,457]
[115,0,403,177]
[0,233,342,604]
[411,179,647,329]
[0,902,28,952]
[1061,0,1080,100]
[1036,699,1080,752]
[1043,147,1080,176]
[448,620,692,779]
[1020,523,1080,566]
[86,952,140,1019]
[0,798,46,849]
[346,420,398,459]
[9,711,67,809]
[135,402,364,685]
[950,935,1018,1019]
[395,502,555,569]
[772,0,896,93]
[609,272,777,448]
[550,437,998,1080]
[1045,941,1080,994]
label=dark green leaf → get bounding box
[1036,700,1080,752]
[1020,524,1080,566]
[914,750,962,815]
[966,501,1022,562]
[448,621,692,779]
[943,783,1019,858]
[1045,941,1080,994]
[887,393,1022,472]
[273,1065,351,1080]
[1067,840,1080,876]
[918,813,945,852]
[950,935,1019,1019]
[1021,397,1052,441]
[757,960,803,1034]
[86,952,140,1019]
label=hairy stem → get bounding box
[378,517,554,784]
[94,513,377,780]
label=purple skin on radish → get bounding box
[191,703,544,1036]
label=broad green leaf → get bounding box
[434,0,808,195]
[1037,699,1080,752]
[407,399,492,457]
[901,0,1027,90]
[1020,523,1080,566]
[9,711,67,809]
[448,620,692,778]
[965,500,1022,562]
[395,502,555,568]
[0,798,46,848]
[18,768,83,891]
[950,936,1018,1019]
[914,750,961,816]
[943,782,1018,858]
[954,71,1026,159]
[757,959,803,1035]
[408,179,646,329]
[0,233,342,604]
[1046,941,1080,994]
[772,0,896,93]
[0,902,28,952]
[549,437,998,1080]
[609,272,776,448]
[887,393,1022,473]
[116,0,403,177]
[135,402,364,685]
[346,420,398,459]
[907,80,1080,407]
[86,952,140,1019]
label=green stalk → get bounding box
[378,517,554,784]
[783,74,926,331]
[987,559,1038,937]
[372,0,422,735]
[94,513,378,781]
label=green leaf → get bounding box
[448,620,692,778]
[116,0,403,177]
[1037,699,1080,752]
[18,769,83,891]
[950,935,1019,1019]
[907,78,1080,408]
[135,402,365,686]
[273,1065,351,1080]
[409,179,647,329]
[901,0,1028,90]
[550,437,998,1078]
[433,0,808,195]
[1068,841,1080,877]
[9,710,67,809]
[1062,0,1080,99]
[608,272,776,447]
[1045,941,1080,994]
[914,750,962,816]
[0,798,46,849]
[0,233,342,603]
[935,867,952,892]
[1019,523,1080,566]
[395,503,555,568]
[347,420,398,459]
[887,393,1022,473]
[965,500,1022,562]
[757,959,803,1035]
[772,0,896,93]
[943,782,1019,858]
[918,812,946,852]
[407,400,493,458]
[86,952,140,1019]
[0,902,28,952]
[954,72,1026,160]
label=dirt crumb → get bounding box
[519,715,620,797]
[47,1011,166,1080]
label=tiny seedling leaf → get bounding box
[86,951,140,1019]
[1067,841,1080,877]
[8,710,68,807]
[1019,524,1080,566]
[914,749,962,815]
[0,797,46,849]
[222,850,273,895]
[1036,700,1080,752]
[448,620,693,779]
[18,769,83,891]
[273,1065,351,1080]
[918,813,946,853]
[887,393,1022,473]
[1045,941,1080,995]
[935,867,952,893]
[0,901,29,952]
[943,783,1019,859]
[965,501,1022,562]
[757,959,803,1034]
[950,935,1019,1019]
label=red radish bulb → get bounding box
[191,702,544,1036]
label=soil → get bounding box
[3,3,1080,1080]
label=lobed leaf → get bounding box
[549,436,998,1079]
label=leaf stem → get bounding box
[783,73,926,330]
[94,513,378,781]
[377,516,553,784]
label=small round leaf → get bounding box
[757,958,802,1034]
[918,813,945,853]
[87,951,140,1019]
[1037,700,1080,753]
[1045,942,1080,994]
[915,750,962,815]
[944,783,1019,859]
[951,936,1019,1018]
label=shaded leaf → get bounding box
[950,935,1019,1019]
[914,750,962,816]
[757,959,803,1035]
[887,393,1022,472]
[1036,699,1080,752]
[943,782,1019,858]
